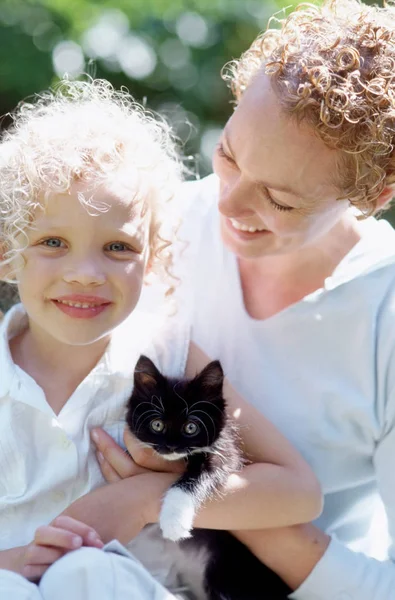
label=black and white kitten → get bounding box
[126,355,291,600]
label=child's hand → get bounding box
[21,516,104,582]
[91,427,185,483]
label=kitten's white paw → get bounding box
[159,488,196,542]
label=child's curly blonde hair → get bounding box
[225,0,395,215]
[0,78,183,291]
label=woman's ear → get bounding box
[376,185,395,210]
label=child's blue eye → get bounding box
[42,238,63,248]
[106,242,130,252]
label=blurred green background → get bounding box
[0,0,295,177]
[0,0,394,311]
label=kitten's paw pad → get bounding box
[159,488,196,542]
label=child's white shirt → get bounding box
[0,303,189,551]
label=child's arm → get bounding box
[62,342,322,542]
[0,516,103,581]
[186,341,323,529]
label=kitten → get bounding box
[126,355,291,600]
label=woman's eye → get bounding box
[183,421,199,436]
[41,238,65,248]
[150,419,165,433]
[269,197,293,212]
[260,188,293,213]
[216,143,236,166]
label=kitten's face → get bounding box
[126,356,226,459]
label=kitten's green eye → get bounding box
[183,421,199,436]
[150,419,165,433]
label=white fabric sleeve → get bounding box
[289,536,395,600]
[289,427,395,600]
[146,315,190,379]
[39,541,183,600]
[290,282,395,600]
[0,570,43,600]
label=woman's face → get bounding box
[213,72,350,259]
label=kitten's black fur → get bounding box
[126,355,291,600]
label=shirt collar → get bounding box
[0,303,165,398]
[0,303,29,398]
[101,309,165,378]
[325,217,395,290]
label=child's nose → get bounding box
[62,262,106,287]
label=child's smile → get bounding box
[51,294,112,319]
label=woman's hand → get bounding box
[1,516,103,582]
[91,427,185,482]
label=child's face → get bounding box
[14,180,150,348]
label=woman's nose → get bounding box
[218,178,255,218]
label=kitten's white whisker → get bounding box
[189,409,216,437]
[212,450,227,464]
[136,412,162,436]
[134,439,150,449]
[131,401,163,423]
[133,439,154,452]
[202,446,227,463]
[191,416,210,447]
[187,400,222,414]
[134,409,161,431]
[172,382,190,415]
[151,394,164,412]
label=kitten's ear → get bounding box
[194,360,224,396]
[134,354,164,389]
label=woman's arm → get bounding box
[232,353,395,600]
[72,341,322,540]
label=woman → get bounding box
[71,0,395,598]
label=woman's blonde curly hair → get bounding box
[0,78,183,291]
[225,0,395,215]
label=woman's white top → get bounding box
[0,304,189,552]
[141,174,395,600]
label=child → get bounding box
[0,79,321,600]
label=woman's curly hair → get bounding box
[225,0,395,215]
[0,78,183,291]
